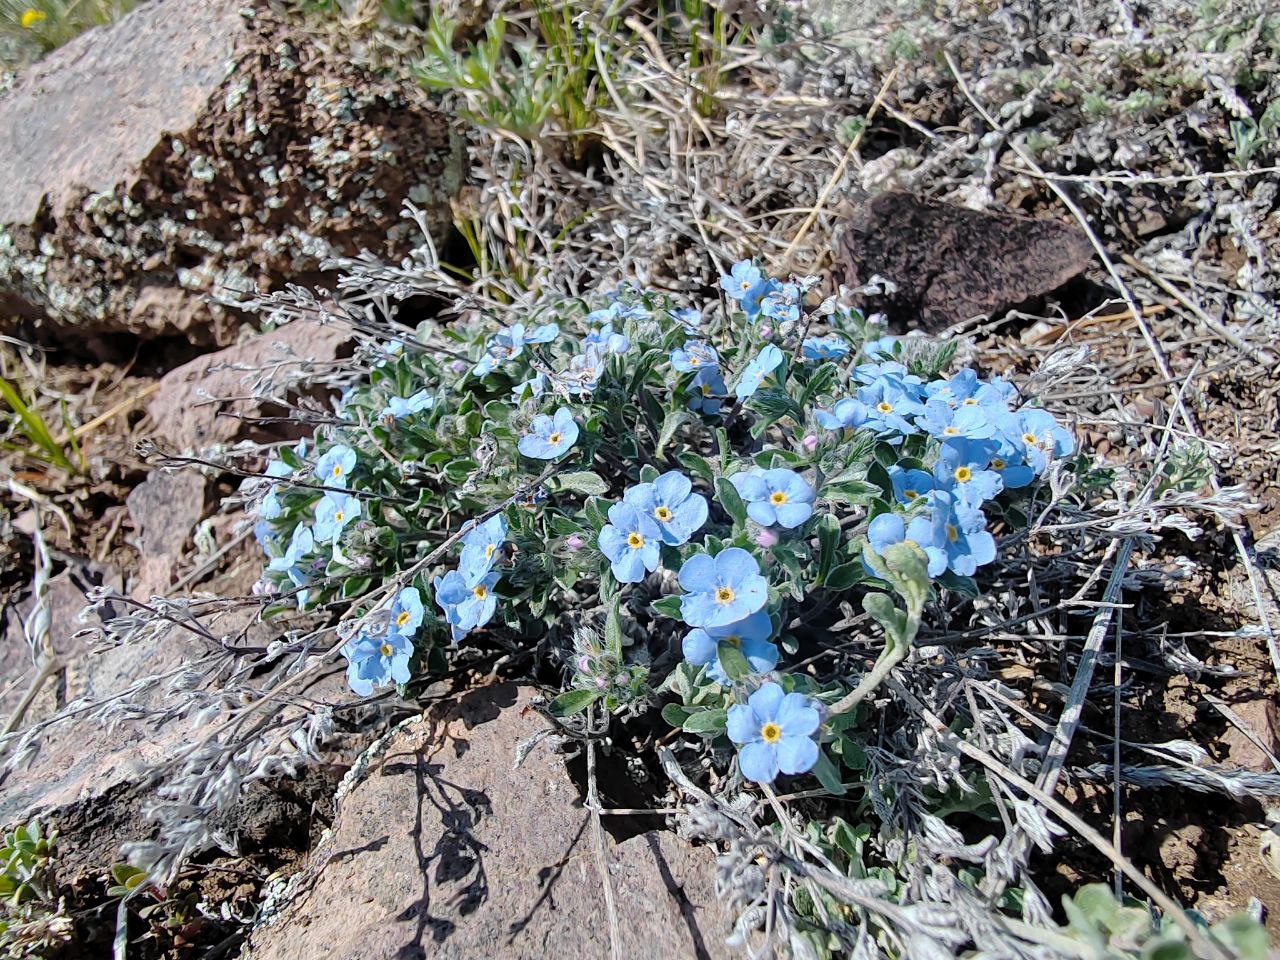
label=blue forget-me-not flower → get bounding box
[670,341,719,372]
[682,610,778,683]
[734,344,784,400]
[726,682,820,784]
[461,515,508,581]
[932,437,1004,505]
[688,367,727,415]
[730,468,816,528]
[678,547,769,628]
[814,397,868,431]
[519,408,579,459]
[622,471,708,545]
[380,390,433,421]
[866,512,947,578]
[315,445,356,487]
[801,335,850,361]
[597,502,662,583]
[314,491,362,543]
[343,630,413,696]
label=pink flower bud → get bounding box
[450,359,467,373]
[566,534,586,552]
[759,324,773,338]
[576,654,591,673]
[802,434,818,451]
[753,527,779,548]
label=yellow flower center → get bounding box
[379,642,393,657]
[722,635,741,648]
[626,532,645,549]
[760,722,782,744]
[946,523,959,542]
[701,384,712,396]
[548,432,562,444]
[396,611,411,627]
[20,8,44,27]
[473,584,488,599]
[992,458,1006,470]
[954,466,972,482]
[963,398,978,406]
[943,426,960,436]
[654,506,673,522]
[334,510,345,522]
[689,357,699,366]
[715,586,735,605]
[331,465,342,477]
[1022,432,1039,445]
[903,488,918,501]
[485,543,496,559]
[877,401,893,414]
[769,490,788,506]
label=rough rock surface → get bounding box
[0,0,462,345]
[145,317,350,452]
[0,566,120,735]
[840,191,1095,331]
[0,571,202,822]
[244,684,735,960]
[126,469,207,599]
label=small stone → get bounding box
[839,191,1095,331]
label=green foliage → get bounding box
[0,821,68,960]
[416,0,746,146]
[0,0,137,67]
[0,375,84,475]
[1060,884,1270,959]
[416,4,623,147]
[1151,439,1214,497]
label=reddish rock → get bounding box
[244,684,735,960]
[839,191,1095,331]
[125,469,207,599]
[145,318,350,452]
[1220,696,1280,774]
[0,0,461,345]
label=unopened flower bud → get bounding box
[753,527,779,548]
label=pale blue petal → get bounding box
[738,742,780,783]
[774,694,820,736]
[683,629,717,665]
[678,553,717,591]
[776,735,819,775]
[726,703,757,744]
[748,682,785,723]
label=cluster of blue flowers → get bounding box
[434,515,508,644]
[342,587,422,695]
[808,341,1075,579]
[250,257,1078,792]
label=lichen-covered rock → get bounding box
[0,0,462,345]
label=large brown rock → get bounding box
[244,684,736,960]
[839,191,1095,331]
[0,0,462,345]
